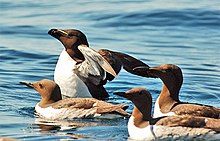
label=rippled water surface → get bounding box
[0,0,220,140]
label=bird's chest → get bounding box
[54,50,91,98]
[153,97,176,118]
[127,116,156,140]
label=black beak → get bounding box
[133,66,159,78]
[113,92,127,98]
[20,81,34,88]
[48,29,68,38]
[133,66,149,71]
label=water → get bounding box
[0,0,220,140]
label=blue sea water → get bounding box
[0,0,220,140]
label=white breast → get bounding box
[127,116,217,140]
[54,49,92,98]
[153,96,176,118]
[128,116,156,140]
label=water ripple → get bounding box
[0,0,220,140]
[92,9,220,29]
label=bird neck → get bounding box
[38,98,56,108]
[131,103,152,128]
[66,46,85,63]
[38,88,62,108]
[158,82,180,112]
[162,80,180,101]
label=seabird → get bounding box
[48,28,150,99]
[20,79,130,120]
[114,88,220,140]
[134,64,220,118]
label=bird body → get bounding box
[114,88,220,140]
[20,79,130,120]
[54,49,92,98]
[49,28,150,99]
[34,98,127,120]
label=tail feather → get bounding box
[205,118,220,132]
[96,105,130,116]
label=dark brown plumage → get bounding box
[134,64,220,118]
[114,88,220,134]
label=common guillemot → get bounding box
[48,28,150,99]
[134,64,220,118]
[114,88,220,140]
[20,79,130,120]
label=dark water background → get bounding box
[0,0,220,140]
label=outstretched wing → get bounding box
[74,46,117,85]
[98,49,122,81]
[98,49,156,80]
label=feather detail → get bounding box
[74,46,117,85]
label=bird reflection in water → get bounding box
[33,117,113,139]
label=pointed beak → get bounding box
[20,81,35,89]
[133,66,163,72]
[113,92,127,98]
[133,66,161,78]
[133,66,149,71]
[134,65,166,72]
[148,66,166,73]
[48,29,68,38]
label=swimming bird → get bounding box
[114,88,220,140]
[48,28,150,99]
[134,64,220,118]
[20,79,130,120]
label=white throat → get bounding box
[153,96,176,118]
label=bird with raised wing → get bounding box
[48,29,150,99]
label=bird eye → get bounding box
[139,91,143,95]
[68,33,76,37]
[39,83,43,88]
[165,68,172,72]
[68,33,73,36]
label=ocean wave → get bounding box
[89,9,220,28]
